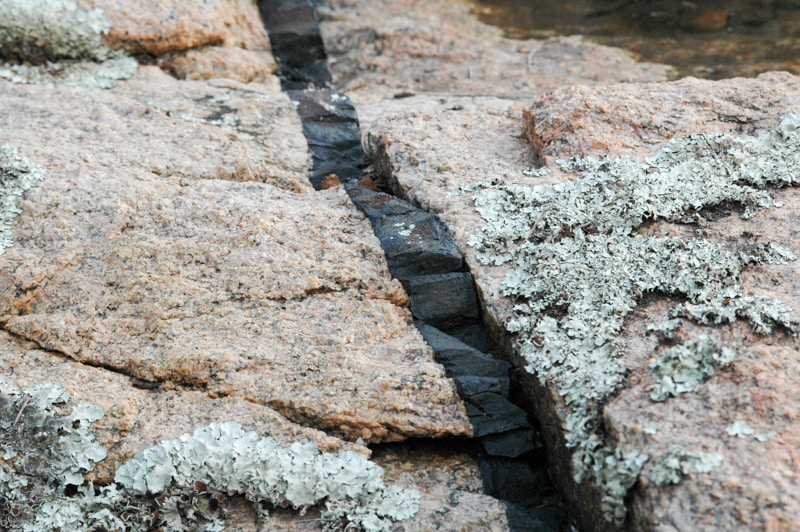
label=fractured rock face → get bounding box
[362,73,800,530]
[0,71,471,445]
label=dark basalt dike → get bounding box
[258,0,567,529]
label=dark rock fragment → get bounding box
[404,272,479,330]
[346,185,463,278]
[287,89,365,187]
[464,392,530,438]
[445,322,494,352]
[478,456,546,507]
[414,321,510,378]
[505,502,565,532]
[454,375,509,398]
[258,0,331,86]
[481,428,540,458]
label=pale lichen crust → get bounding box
[0,379,419,532]
[465,115,800,524]
[648,445,724,487]
[649,336,735,402]
[0,0,137,89]
[1,144,46,255]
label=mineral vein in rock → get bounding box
[465,114,800,524]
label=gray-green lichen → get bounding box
[1,144,46,255]
[0,0,137,89]
[649,336,735,402]
[648,445,724,487]
[464,114,800,524]
[0,379,419,531]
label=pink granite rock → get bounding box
[0,71,471,445]
[526,71,800,163]
[363,73,800,530]
[319,0,673,106]
[75,0,277,82]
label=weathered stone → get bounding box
[70,0,277,83]
[77,0,271,55]
[317,0,672,107]
[158,46,276,83]
[0,72,472,445]
[414,321,511,379]
[347,185,464,279]
[369,440,515,531]
[481,428,540,459]
[0,331,362,483]
[405,273,480,330]
[465,392,530,438]
[362,73,800,529]
[0,65,306,190]
[288,88,366,186]
[526,71,800,163]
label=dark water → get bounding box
[469,0,800,79]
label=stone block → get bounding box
[405,272,480,330]
[464,392,530,438]
[414,321,511,379]
[347,185,464,278]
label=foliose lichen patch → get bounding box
[649,336,735,402]
[648,445,724,487]
[0,0,137,89]
[0,378,419,532]
[1,144,46,255]
[464,114,800,524]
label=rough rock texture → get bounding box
[1,66,306,192]
[527,71,800,163]
[76,0,277,82]
[0,331,359,482]
[363,73,800,530]
[318,0,673,107]
[0,70,471,446]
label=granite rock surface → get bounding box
[363,73,800,530]
[76,0,277,82]
[0,70,471,446]
[318,0,673,107]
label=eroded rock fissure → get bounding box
[258,0,565,528]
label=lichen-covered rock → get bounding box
[318,0,672,106]
[0,0,138,89]
[0,0,277,85]
[0,374,420,531]
[0,71,471,446]
[0,331,361,483]
[362,74,800,530]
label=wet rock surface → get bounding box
[362,72,800,530]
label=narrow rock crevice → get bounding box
[257,0,567,529]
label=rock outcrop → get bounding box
[363,72,800,530]
[318,0,673,107]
